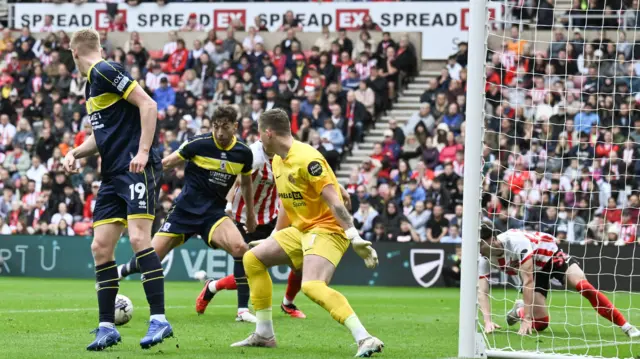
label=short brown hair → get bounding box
[212,105,238,125]
[70,28,101,55]
[259,109,291,136]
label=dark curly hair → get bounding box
[212,105,238,125]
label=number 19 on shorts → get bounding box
[129,183,146,200]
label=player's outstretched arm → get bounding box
[478,277,501,334]
[161,151,185,170]
[126,85,158,173]
[518,258,535,336]
[63,134,98,173]
[240,174,256,233]
[321,184,378,269]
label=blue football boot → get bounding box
[86,326,121,351]
[140,319,173,349]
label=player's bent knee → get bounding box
[128,232,151,250]
[90,239,113,261]
[243,250,266,277]
[533,316,550,332]
[229,241,248,258]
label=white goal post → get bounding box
[459,0,640,358]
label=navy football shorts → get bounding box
[93,163,162,228]
[156,203,230,248]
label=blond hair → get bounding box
[70,28,101,55]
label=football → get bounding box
[194,270,207,283]
[114,294,133,326]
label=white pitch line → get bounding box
[545,341,636,351]
[0,305,239,314]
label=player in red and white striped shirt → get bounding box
[477,225,640,337]
[203,140,307,320]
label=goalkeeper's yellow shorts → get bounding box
[273,226,350,270]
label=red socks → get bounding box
[215,271,302,302]
[533,316,549,331]
[516,307,549,331]
[285,270,302,302]
[575,279,627,326]
[215,274,237,291]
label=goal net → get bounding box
[460,1,640,358]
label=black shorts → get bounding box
[236,221,276,244]
[534,250,580,298]
[93,163,162,228]
[157,204,229,248]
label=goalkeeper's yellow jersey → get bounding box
[272,140,344,235]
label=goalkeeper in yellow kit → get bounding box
[232,109,383,357]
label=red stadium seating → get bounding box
[149,49,164,60]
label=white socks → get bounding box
[150,314,168,323]
[208,280,218,294]
[344,314,370,342]
[99,322,115,329]
[282,296,293,306]
[256,309,274,338]
[622,323,632,331]
[238,307,249,314]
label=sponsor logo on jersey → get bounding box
[307,161,323,176]
[116,75,130,92]
[279,191,303,200]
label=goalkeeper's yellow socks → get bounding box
[243,251,274,338]
[302,280,371,342]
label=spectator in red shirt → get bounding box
[438,131,463,164]
[167,39,189,75]
[603,197,622,224]
[485,66,501,91]
[506,162,531,195]
[271,45,286,76]
[83,181,100,221]
[301,65,324,93]
[259,66,279,92]
[595,130,619,158]
[108,13,127,32]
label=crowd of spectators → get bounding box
[0,13,419,237]
[347,21,640,246]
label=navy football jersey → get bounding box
[85,60,160,177]
[176,134,253,214]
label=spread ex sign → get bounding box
[213,9,246,30]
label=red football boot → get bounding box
[196,280,216,314]
[281,302,306,319]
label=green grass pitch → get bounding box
[1,278,640,358]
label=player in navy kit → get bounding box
[117,105,258,321]
[63,29,171,351]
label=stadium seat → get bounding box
[149,49,164,60]
[73,222,92,236]
[168,74,181,88]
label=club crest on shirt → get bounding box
[288,174,296,184]
[220,160,226,171]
